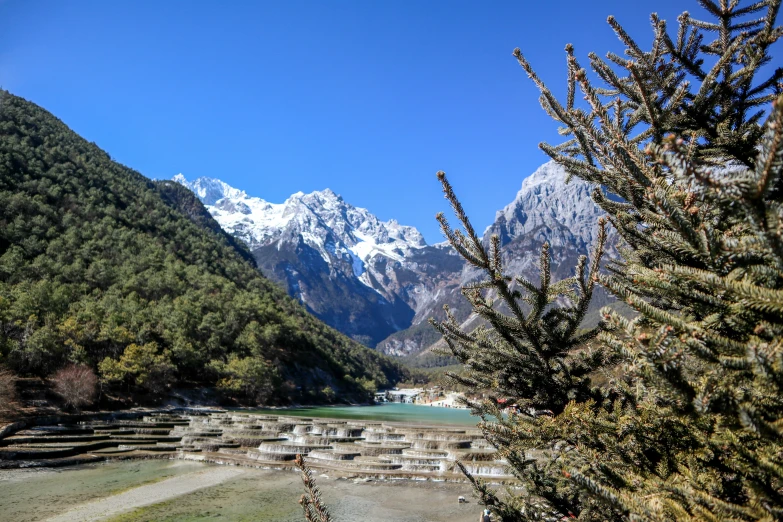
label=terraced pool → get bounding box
[0,406,502,521]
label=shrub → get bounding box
[321,386,336,403]
[51,364,97,410]
[356,377,377,398]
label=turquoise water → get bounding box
[244,403,481,426]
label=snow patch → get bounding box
[349,230,405,263]
[173,175,431,292]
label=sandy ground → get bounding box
[44,466,246,522]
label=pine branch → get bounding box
[295,454,332,522]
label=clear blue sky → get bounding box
[3,0,708,243]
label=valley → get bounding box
[3,0,781,519]
[174,159,615,359]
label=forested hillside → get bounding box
[0,91,406,405]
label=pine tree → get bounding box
[435,1,783,520]
[432,175,618,519]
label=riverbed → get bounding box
[0,459,480,521]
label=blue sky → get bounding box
[3,0,708,243]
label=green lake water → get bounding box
[244,402,481,426]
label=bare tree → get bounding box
[51,364,97,411]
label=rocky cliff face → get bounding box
[174,160,612,356]
[486,161,605,251]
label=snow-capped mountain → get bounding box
[173,174,462,346]
[174,160,612,355]
[173,174,425,278]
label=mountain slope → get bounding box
[0,91,406,404]
[174,175,464,345]
[487,161,606,251]
[154,179,258,268]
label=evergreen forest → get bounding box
[0,92,407,406]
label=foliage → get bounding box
[395,357,468,390]
[0,92,408,405]
[355,377,378,401]
[436,1,783,520]
[98,342,175,394]
[51,364,97,410]
[433,174,616,519]
[321,386,336,403]
[208,354,279,404]
[434,175,610,414]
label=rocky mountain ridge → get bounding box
[172,175,427,262]
[174,175,463,346]
[174,160,611,356]
[379,160,615,357]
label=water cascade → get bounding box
[0,411,514,482]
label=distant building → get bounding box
[385,388,422,403]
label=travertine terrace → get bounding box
[0,411,512,482]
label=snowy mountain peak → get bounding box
[173,162,607,352]
[172,175,428,272]
[174,174,248,206]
